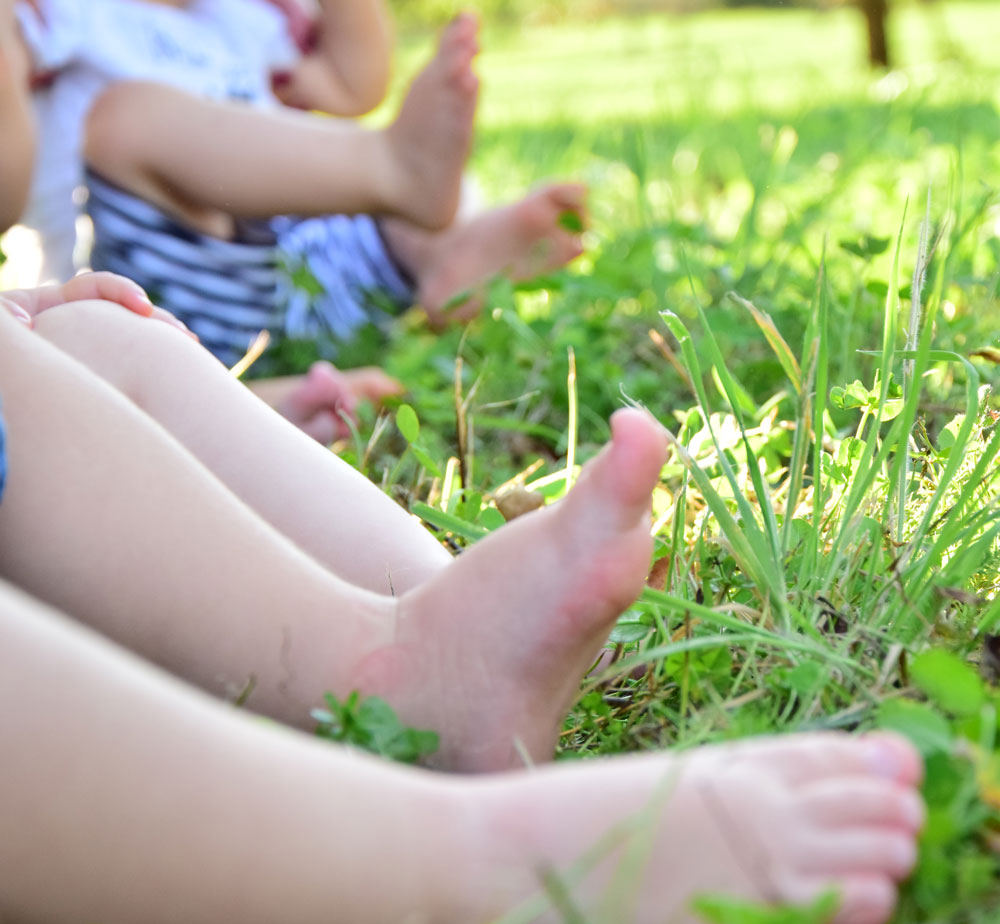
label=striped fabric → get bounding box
[86,170,415,366]
[87,169,281,366]
[275,214,414,344]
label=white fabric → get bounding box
[15,0,298,281]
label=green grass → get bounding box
[279,4,1000,920]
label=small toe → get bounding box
[797,777,926,832]
[832,875,898,924]
[798,829,918,880]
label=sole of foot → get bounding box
[387,14,480,231]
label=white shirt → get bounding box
[15,0,297,281]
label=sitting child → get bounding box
[0,4,925,922]
[15,0,587,364]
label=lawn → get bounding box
[289,3,1000,920]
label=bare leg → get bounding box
[84,15,479,234]
[354,406,670,771]
[0,583,923,924]
[0,309,409,729]
[3,305,670,768]
[0,579,462,924]
[383,183,588,327]
[31,301,449,596]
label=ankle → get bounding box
[371,127,411,218]
[442,777,554,922]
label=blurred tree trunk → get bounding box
[859,0,890,68]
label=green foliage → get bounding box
[693,892,839,924]
[879,652,1000,921]
[312,692,439,764]
[155,5,1000,920]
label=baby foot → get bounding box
[352,407,668,771]
[466,732,924,924]
[385,13,479,231]
[417,183,588,327]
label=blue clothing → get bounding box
[86,170,415,366]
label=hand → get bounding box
[0,272,197,339]
[277,362,405,444]
[262,0,317,53]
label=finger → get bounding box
[91,272,155,318]
[299,410,339,445]
[344,368,406,404]
[59,272,155,318]
[0,296,33,327]
[150,306,199,341]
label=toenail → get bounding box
[862,737,908,780]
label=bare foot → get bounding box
[387,183,588,328]
[260,362,403,443]
[385,14,479,231]
[459,732,925,924]
[353,407,667,771]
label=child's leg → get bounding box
[0,578,922,924]
[1,302,665,770]
[0,578,464,924]
[32,301,449,596]
[0,305,403,729]
[84,15,479,235]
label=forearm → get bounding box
[293,0,394,115]
[0,20,34,231]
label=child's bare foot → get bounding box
[393,183,588,327]
[459,732,924,924]
[353,408,667,771]
[385,14,479,231]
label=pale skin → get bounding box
[0,0,33,228]
[0,272,404,441]
[0,300,924,923]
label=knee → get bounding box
[33,300,199,401]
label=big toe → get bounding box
[604,408,668,511]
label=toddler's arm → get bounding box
[0,0,34,231]
[1,272,196,337]
[268,0,393,116]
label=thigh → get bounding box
[32,301,451,595]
